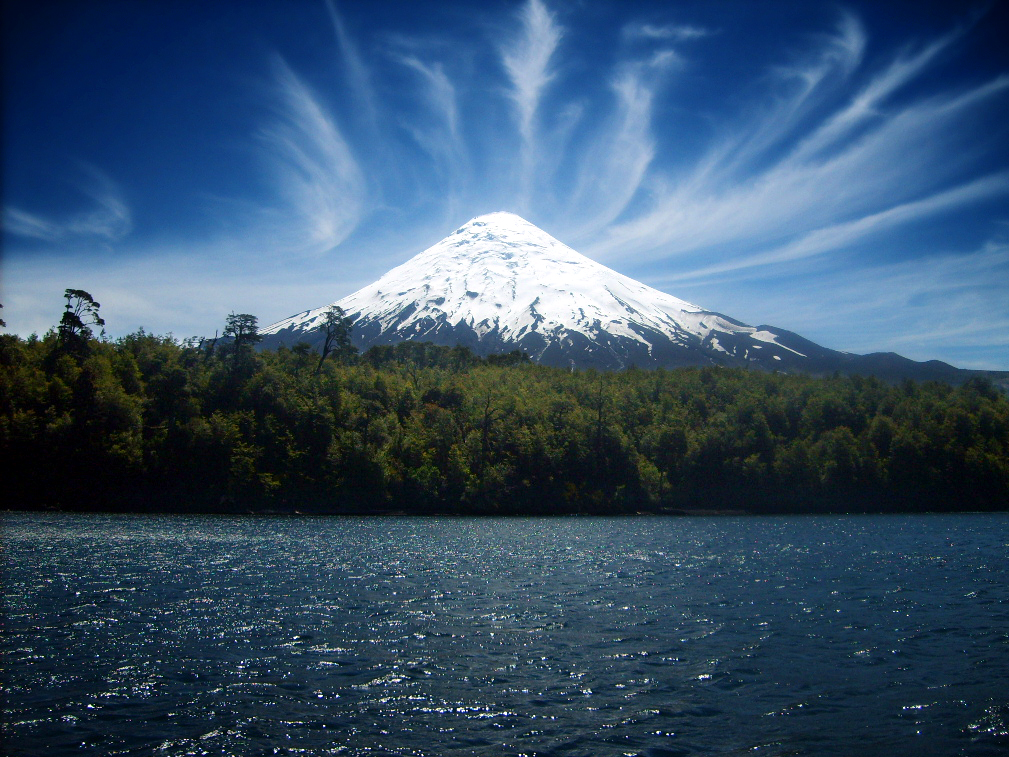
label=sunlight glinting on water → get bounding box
[3,513,1008,756]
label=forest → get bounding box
[1,293,1008,515]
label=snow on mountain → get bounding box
[259,212,974,379]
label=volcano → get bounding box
[260,212,979,382]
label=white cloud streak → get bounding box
[694,12,866,186]
[623,22,710,42]
[325,0,379,129]
[563,55,673,238]
[502,0,562,143]
[666,172,1009,282]
[501,0,562,207]
[68,166,133,240]
[256,57,366,255]
[2,166,131,243]
[786,23,965,166]
[389,51,470,222]
[2,208,63,242]
[395,55,459,139]
[591,18,1009,266]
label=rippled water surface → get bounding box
[3,513,1008,756]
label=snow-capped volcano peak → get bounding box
[448,211,559,247]
[261,212,821,370]
[398,210,639,289]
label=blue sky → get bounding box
[3,0,1008,369]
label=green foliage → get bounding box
[57,289,105,354]
[222,313,261,370]
[317,305,356,374]
[1,325,1007,513]
[223,312,261,347]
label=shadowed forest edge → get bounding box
[2,293,1007,514]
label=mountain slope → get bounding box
[260,212,992,382]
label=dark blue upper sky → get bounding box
[3,0,1008,368]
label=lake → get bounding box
[2,512,1007,756]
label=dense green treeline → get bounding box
[2,327,1007,514]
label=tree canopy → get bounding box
[57,289,105,353]
[1,309,1007,514]
[223,312,260,349]
[317,305,355,374]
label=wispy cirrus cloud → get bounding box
[692,12,867,187]
[2,165,131,244]
[562,52,675,238]
[661,172,1009,283]
[785,22,967,167]
[2,207,63,242]
[396,55,459,139]
[271,0,1007,319]
[623,22,711,43]
[500,0,563,208]
[324,0,378,130]
[389,50,469,220]
[591,12,1009,269]
[68,168,133,241]
[254,57,366,255]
